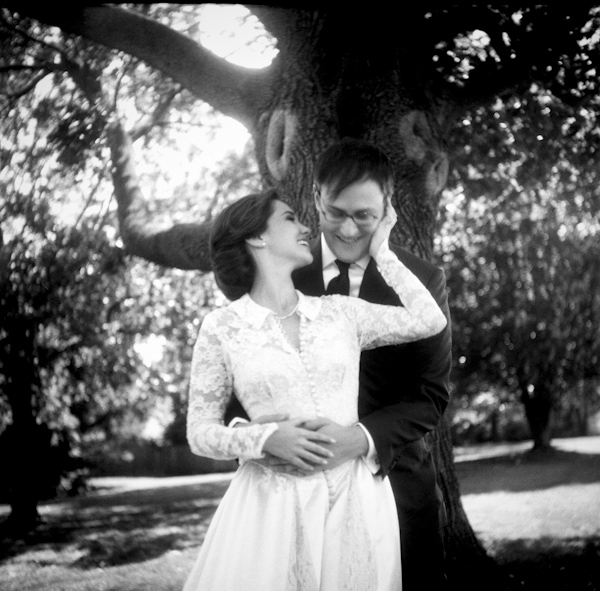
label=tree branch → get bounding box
[130,87,180,141]
[106,118,212,271]
[3,70,53,98]
[11,3,273,132]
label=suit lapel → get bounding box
[359,255,402,305]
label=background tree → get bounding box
[0,6,260,532]
[0,202,140,530]
[3,4,600,585]
[440,90,600,449]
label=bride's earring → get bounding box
[246,237,266,249]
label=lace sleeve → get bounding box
[342,243,447,350]
[186,311,278,461]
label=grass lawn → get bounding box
[1,437,599,591]
[455,436,600,590]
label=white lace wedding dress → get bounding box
[183,243,446,591]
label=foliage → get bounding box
[440,88,600,445]
[0,7,261,512]
[449,389,530,445]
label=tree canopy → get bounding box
[6,4,600,266]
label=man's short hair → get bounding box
[314,138,394,200]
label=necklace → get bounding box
[274,299,299,320]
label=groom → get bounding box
[229,138,452,590]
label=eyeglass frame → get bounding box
[313,183,385,227]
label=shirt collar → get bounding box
[230,290,321,328]
[320,233,371,271]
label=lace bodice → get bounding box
[187,243,446,461]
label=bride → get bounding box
[183,188,446,591]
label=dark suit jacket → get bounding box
[292,239,452,522]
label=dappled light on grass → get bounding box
[73,530,184,568]
[0,476,232,570]
[456,438,600,590]
[1,442,600,590]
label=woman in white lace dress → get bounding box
[184,189,446,591]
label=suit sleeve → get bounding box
[224,392,250,425]
[358,265,452,477]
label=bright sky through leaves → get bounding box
[197,4,278,69]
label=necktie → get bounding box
[326,260,351,295]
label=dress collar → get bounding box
[230,290,321,328]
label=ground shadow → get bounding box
[456,448,600,494]
[2,445,600,583]
[494,535,600,591]
[0,478,232,568]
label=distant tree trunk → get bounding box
[0,319,44,534]
[577,379,590,436]
[521,383,553,449]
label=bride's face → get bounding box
[261,200,313,268]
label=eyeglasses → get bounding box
[314,186,381,228]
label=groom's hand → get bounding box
[301,418,369,472]
[239,414,334,476]
[239,416,368,474]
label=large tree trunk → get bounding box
[251,11,449,255]
[432,419,502,589]
[246,14,488,587]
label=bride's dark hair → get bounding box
[210,189,279,301]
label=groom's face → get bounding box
[316,178,386,263]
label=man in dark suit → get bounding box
[228,138,451,589]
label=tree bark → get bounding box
[432,418,503,589]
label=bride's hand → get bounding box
[369,197,397,257]
[262,418,336,471]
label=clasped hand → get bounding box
[261,417,335,472]
[241,414,368,476]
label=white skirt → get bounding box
[183,458,401,591]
